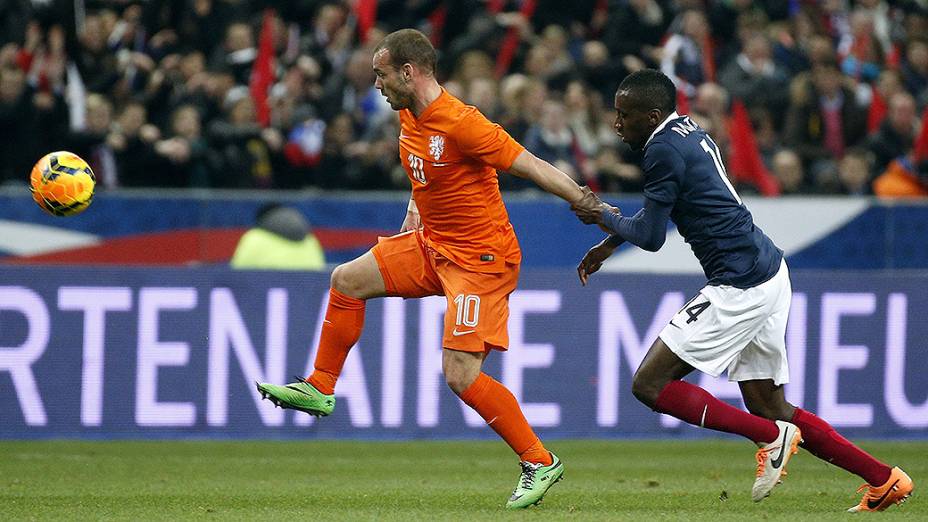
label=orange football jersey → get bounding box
[398,89,525,273]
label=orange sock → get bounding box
[460,372,552,466]
[306,288,365,395]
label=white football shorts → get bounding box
[659,259,791,385]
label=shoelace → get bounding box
[755,448,769,477]
[518,461,541,490]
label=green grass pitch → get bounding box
[2,439,923,521]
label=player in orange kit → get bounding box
[258,28,587,509]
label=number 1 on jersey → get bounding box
[700,138,742,205]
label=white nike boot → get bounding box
[752,420,803,501]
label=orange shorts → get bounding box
[371,230,519,352]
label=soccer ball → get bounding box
[30,151,96,217]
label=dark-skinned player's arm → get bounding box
[576,141,680,251]
[508,149,586,205]
[574,142,681,284]
[574,197,673,284]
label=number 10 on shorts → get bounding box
[453,294,481,327]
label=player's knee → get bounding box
[442,353,480,395]
[330,263,361,297]
[631,373,660,409]
[443,368,475,396]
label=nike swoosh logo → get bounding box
[770,429,790,468]
[669,320,681,329]
[286,385,314,396]
[452,329,476,336]
[867,479,900,509]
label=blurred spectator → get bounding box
[532,24,577,91]
[838,148,875,195]
[661,9,714,98]
[689,82,730,152]
[68,93,119,188]
[109,100,159,187]
[450,50,494,89]
[0,65,33,183]
[314,111,400,190]
[856,0,893,53]
[466,77,501,120]
[212,22,255,86]
[0,0,31,47]
[207,87,283,188]
[157,104,214,187]
[530,0,599,35]
[564,80,616,161]
[867,92,919,175]
[523,99,586,185]
[768,9,817,75]
[315,112,360,189]
[784,60,868,174]
[771,149,807,195]
[0,0,925,196]
[900,37,928,102]
[74,13,121,94]
[593,145,643,194]
[838,8,885,84]
[231,203,326,270]
[580,39,634,103]
[718,34,790,130]
[169,0,232,56]
[320,48,390,132]
[498,74,546,143]
[301,2,352,80]
[710,0,784,61]
[601,0,667,66]
[873,154,928,198]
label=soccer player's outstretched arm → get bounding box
[574,197,672,284]
[574,142,680,251]
[508,149,585,205]
[599,198,673,252]
[453,107,585,205]
[573,143,680,283]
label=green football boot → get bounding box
[256,377,335,417]
[505,452,564,509]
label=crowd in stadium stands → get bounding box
[1,0,927,196]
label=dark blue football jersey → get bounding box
[642,113,783,288]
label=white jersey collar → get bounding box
[645,111,680,147]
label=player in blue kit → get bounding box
[572,69,913,511]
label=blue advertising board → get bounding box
[1,266,926,440]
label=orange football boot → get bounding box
[847,466,913,512]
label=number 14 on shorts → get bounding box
[670,293,711,329]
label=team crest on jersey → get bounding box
[428,135,445,161]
